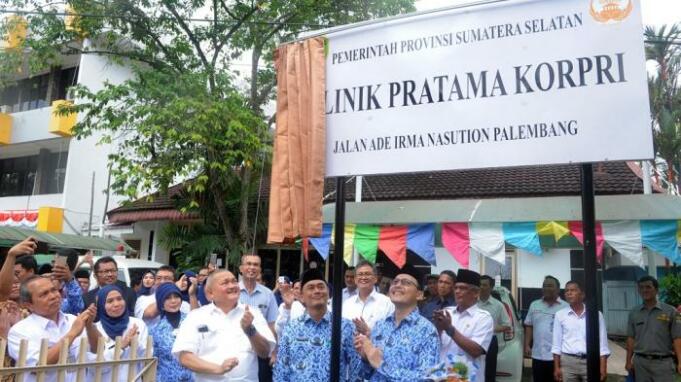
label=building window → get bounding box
[0,66,79,113]
[0,151,68,197]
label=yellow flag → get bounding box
[331,224,356,265]
[536,221,570,242]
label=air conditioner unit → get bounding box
[0,105,12,113]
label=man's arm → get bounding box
[0,238,36,300]
[553,354,562,381]
[178,351,228,374]
[524,326,533,358]
[625,337,634,372]
[444,325,486,358]
[674,337,681,375]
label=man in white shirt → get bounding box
[524,275,568,382]
[173,270,276,382]
[434,269,494,382]
[135,265,193,326]
[342,261,394,335]
[342,267,358,301]
[8,276,100,382]
[551,280,610,382]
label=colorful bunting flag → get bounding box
[302,237,309,262]
[354,225,381,263]
[407,224,436,265]
[602,220,644,268]
[640,220,680,263]
[568,221,604,263]
[379,225,409,268]
[441,222,470,268]
[536,221,570,242]
[308,223,332,260]
[503,222,542,256]
[470,223,506,264]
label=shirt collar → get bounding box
[208,302,242,317]
[567,304,587,317]
[455,303,479,316]
[303,310,332,324]
[31,311,68,330]
[353,289,378,303]
[542,297,564,306]
[239,280,262,295]
[387,307,420,324]
[639,301,663,311]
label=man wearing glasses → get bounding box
[82,256,137,315]
[354,265,440,381]
[342,260,395,336]
[433,269,494,382]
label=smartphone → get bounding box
[209,253,218,267]
[35,241,49,254]
[54,255,67,267]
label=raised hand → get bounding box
[176,274,188,291]
[8,237,37,258]
[432,309,452,333]
[280,283,294,308]
[240,305,254,331]
[52,263,72,282]
[352,317,370,336]
[188,276,198,296]
[122,323,139,348]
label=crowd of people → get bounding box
[0,237,679,382]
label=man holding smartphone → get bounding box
[53,248,85,315]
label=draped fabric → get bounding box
[267,37,327,243]
[602,220,644,268]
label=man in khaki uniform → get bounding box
[625,275,681,382]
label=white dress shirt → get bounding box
[342,287,358,301]
[274,300,305,337]
[524,298,568,360]
[92,317,148,382]
[172,302,276,382]
[551,304,610,356]
[440,305,494,382]
[135,293,190,326]
[341,290,394,329]
[7,312,90,382]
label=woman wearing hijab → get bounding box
[137,271,156,296]
[93,285,149,381]
[149,283,193,381]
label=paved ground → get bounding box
[520,340,629,382]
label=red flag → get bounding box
[568,221,604,263]
[441,223,471,268]
[378,226,408,268]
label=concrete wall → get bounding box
[0,193,62,210]
[117,220,171,265]
[9,108,54,143]
[60,41,134,234]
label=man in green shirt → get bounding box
[625,275,681,382]
[478,275,511,382]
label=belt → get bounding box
[563,353,587,359]
[634,353,672,360]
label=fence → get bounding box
[0,335,156,382]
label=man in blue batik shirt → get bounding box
[274,268,361,381]
[53,248,84,315]
[354,266,440,381]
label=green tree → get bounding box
[0,0,415,265]
[645,24,681,192]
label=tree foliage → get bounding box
[645,23,681,191]
[0,0,415,264]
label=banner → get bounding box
[324,0,652,176]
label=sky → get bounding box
[414,0,681,28]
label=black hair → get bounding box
[38,263,53,275]
[544,275,560,288]
[74,269,90,279]
[426,274,439,281]
[439,270,457,283]
[565,280,583,291]
[94,256,117,272]
[355,260,377,274]
[480,275,495,288]
[637,275,659,289]
[157,265,176,280]
[15,255,38,274]
[56,248,80,271]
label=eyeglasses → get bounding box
[391,278,417,287]
[97,270,117,275]
[355,273,374,278]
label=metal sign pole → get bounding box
[330,176,346,382]
[580,163,600,381]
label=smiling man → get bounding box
[174,270,275,382]
[274,269,361,381]
[342,260,394,335]
[82,256,136,315]
[355,266,439,381]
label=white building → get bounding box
[0,25,132,237]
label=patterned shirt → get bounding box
[239,281,279,323]
[149,314,194,382]
[361,308,440,381]
[61,279,84,315]
[274,311,361,381]
[524,298,568,360]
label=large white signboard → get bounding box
[324,0,652,177]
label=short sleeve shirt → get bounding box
[440,305,494,382]
[477,297,511,344]
[239,281,279,324]
[627,301,681,356]
[172,303,276,382]
[524,298,568,361]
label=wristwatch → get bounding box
[244,325,257,337]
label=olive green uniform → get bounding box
[627,301,681,382]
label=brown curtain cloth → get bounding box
[267,37,326,244]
